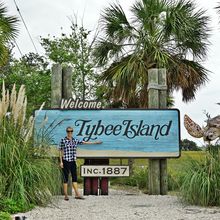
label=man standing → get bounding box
[59,126,102,200]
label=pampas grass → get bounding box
[0,81,60,209]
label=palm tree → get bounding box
[0,2,18,67]
[94,0,210,107]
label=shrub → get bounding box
[111,166,148,190]
[180,149,220,206]
[0,212,11,220]
[0,82,61,212]
[168,169,185,191]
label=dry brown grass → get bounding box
[0,81,44,142]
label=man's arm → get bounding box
[82,140,102,145]
[58,139,65,168]
[59,149,64,168]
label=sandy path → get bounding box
[13,189,220,220]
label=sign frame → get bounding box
[34,108,181,159]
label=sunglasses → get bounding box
[67,130,73,133]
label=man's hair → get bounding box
[66,126,73,132]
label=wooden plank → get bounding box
[158,68,168,195]
[151,159,161,194]
[99,159,109,195]
[51,64,63,195]
[160,159,168,195]
[148,68,159,108]
[91,178,99,195]
[158,68,167,108]
[148,68,160,195]
[62,66,72,99]
[84,159,92,195]
[100,177,108,195]
[51,64,62,108]
[61,65,73,196]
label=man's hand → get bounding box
[60,162,64,168]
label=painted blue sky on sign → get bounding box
[34,109,180,154]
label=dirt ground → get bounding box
[13,189,220,220]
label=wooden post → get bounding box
[51,64,63,195]
[99,159,109,195]
[62,66,72,99]
[148,68,168,195]
[84,159,92,195]
[51,64,62,108]
[158,68,168,195]
[148,69,160,195]
[62,66,73,196]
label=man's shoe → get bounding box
[75,196,85,200]
[64,196,69,201]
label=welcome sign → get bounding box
[34,109,180,158]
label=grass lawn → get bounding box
[77,151,206,178]
[77,151,205,171]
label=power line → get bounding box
[13,0,38,53]
[14,40,23,56]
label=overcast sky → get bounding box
[5,0,220,146]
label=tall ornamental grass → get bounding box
[180,147,220,206]
[0,81,61,209]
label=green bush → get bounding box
[0,198,34,214]
[0,211,11,220]
[180,149,220,206]
[168,169,185,191]
[111,166,148,190]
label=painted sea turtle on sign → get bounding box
[184,114,220,144]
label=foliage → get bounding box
[94,0,210,106]
[167,168,185,191]
[180,138,201,151]
[0,53,51,115]
[180,148,220,206]
[0,82,61,211]
[0,211,11,220]
[41,22,97,99]
[0,2,18,67]
[111,166,148,190]
[0,198,33,214]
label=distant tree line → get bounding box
[180,139,201,151]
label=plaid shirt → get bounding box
[59,137,83,161]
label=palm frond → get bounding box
[164,0,210,59]
[101,3,134,43]
[0,3,19,41]
[167,57,209,101]
[93,39,125,66]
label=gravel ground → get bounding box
[13,189,220,220]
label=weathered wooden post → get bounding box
[62,66,73,196]
[51,64,62,108]
[51,64,73,196]
[158,68,168,195]
[51,64,63,195]
[148,68,168,195]
[62,66,72,99]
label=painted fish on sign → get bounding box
[34,109,180,158]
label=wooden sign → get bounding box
[80,165,129,177]
[34,109,180,158]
